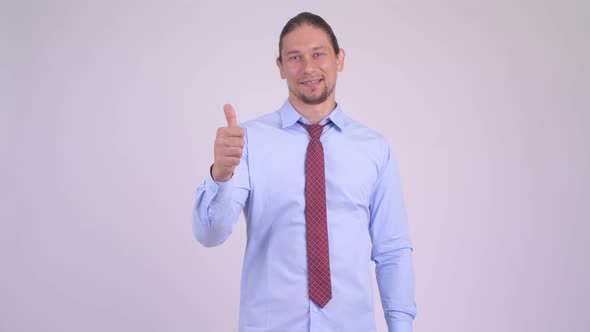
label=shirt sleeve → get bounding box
[192,127,250,247]
[369,143,417,332]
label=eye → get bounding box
[289,55,301,61]
[313,52,325,57]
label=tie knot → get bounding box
[304,124,324,140]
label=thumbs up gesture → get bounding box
[212,104,245,182]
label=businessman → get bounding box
[193,12,416,332]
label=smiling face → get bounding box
[277,24,345,108]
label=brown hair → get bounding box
[277,12,340,63]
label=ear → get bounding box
[276,58,286,79]
[336,48,345,72]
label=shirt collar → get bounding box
[279,99,348,131]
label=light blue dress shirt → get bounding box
[193,100,416,332]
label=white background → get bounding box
[2,0,589,331]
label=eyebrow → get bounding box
[285,46,326,56]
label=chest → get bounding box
[247,128,380,206]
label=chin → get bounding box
[300,95,328,105]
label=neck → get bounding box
[289,96,336,124]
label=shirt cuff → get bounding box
[206,165,233,203]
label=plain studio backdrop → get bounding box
[2,0,589,331]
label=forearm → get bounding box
[192,170,246,247]
[375,247,416,332]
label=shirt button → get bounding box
[312,307,318,312]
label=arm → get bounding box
[192,104,250,247]
[192,158,249,247]
[369,144,417,332]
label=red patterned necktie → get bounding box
[302,123,332,308]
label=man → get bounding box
[193,12,416,332]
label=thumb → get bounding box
[224,104,238,127]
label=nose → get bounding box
[301,56,315,73]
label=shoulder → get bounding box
[240,110,281,130]
[238,110,284,146]
[343,115,391,150]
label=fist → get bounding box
[212,104,245,182]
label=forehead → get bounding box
[281,25,332,52]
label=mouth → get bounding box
[300,78,323,88]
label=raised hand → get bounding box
[211,104,245,182]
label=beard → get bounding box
[291,80,335,105]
